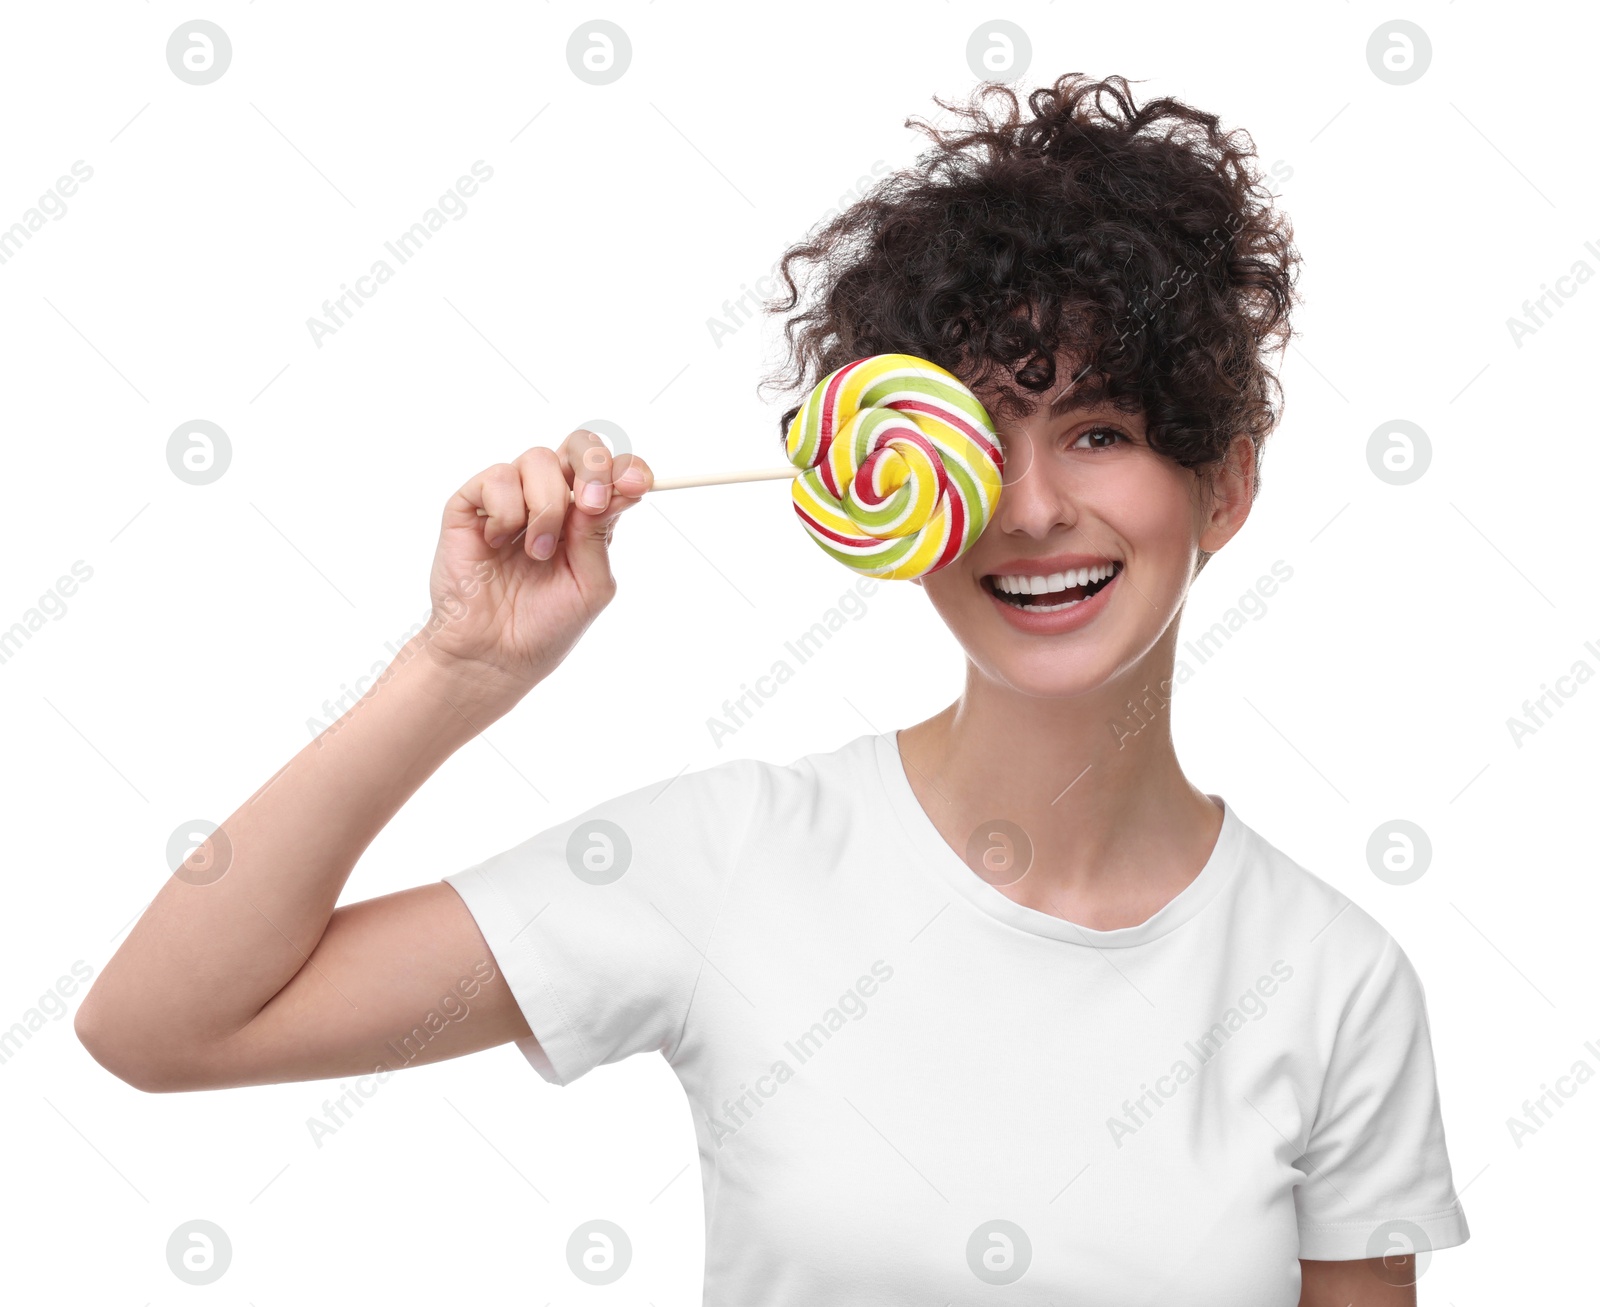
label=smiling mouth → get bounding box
[983,562,1122,612]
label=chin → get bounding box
[928,574,1178,704]
[977,645,1125,701]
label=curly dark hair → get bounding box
[758,73,1302,550]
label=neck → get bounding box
[897,621,1222,918]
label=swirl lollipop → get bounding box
[474,354,1003,580]
[783,354,1004,580]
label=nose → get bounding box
[992,428,1079,540]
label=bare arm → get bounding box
[75,435,653,1091]
[76,646,529,1092]
[1300,1256,1417,1307]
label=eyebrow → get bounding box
[1046,370,1109,416]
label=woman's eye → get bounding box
[1071,426,1125,451]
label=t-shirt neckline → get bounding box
[872,728,1245,948]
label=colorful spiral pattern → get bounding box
[784,354,1004,580]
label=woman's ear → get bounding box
[1197,434,1255,556]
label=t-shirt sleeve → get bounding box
[1294,931,1471,1260]
[441,757,761,1086]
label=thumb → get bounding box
[562,499,623,592]
[561,462,649,593]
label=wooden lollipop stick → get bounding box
[475,464,801,513]
[650,466,803,491]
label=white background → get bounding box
[2,1,1594,1301]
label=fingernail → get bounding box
[487,533,507,549]
[617,467,645,493]
[580,481,608,509]
[532,533,556,558]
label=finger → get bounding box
[557,429,616,515]
[462,463,529,549]
[611,452,652,500]
[574,453,654,532]
[513,446,571,560]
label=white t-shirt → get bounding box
[444,730,1469,1304]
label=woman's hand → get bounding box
[421,430,653,695]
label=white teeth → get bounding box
[991,562,1118,596]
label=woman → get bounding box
[76,74,1469,1305]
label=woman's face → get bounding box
[912,368,1253,700]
